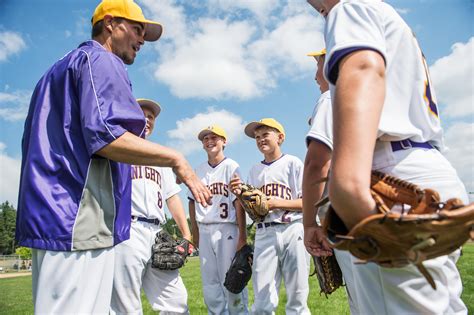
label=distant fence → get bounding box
[0,255,31,273]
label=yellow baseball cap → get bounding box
[137,98,161,117]
[244,118,285,138]
[92,0,163,42]
[198,125,228,141]
[307,48,326,58]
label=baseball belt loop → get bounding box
[131,216,138,223]
[400,139,412,150]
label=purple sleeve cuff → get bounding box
[327,47,386,84]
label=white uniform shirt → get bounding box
[131,165,181,223]
[324,0,444,149]
[247,154,303,224]
[306,90,333,150]
[188,158,240,224]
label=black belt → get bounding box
[390,139,433,152]
[132,216,161,225]
[256,222,282,229]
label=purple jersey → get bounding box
[16,40,146,251]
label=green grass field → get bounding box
[1,243,473,314]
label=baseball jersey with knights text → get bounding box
[16,40,146,251]
[188,158,241,224]
[306,90,333,149]
[324,0,444,150]
[247,154,303,224]
[131,166,181,223]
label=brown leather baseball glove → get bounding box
[322,170,474,289]
[310,253,343,297]
[236,184,269,222]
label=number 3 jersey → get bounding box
[131,165,181,223]
[188,158,241,224]
[247,154,303,224]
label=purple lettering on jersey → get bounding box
[132,166,139,179]
[271,184,278,196]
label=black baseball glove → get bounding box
[224,244,253,294]
[151,230,191,270]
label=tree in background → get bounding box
[161,217,183,239]
[15,246,32,260]
[0,201,17,255]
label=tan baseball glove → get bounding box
[321,170,474,289]
[236,184,269,222]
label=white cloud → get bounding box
[0,89,32,121]
[141,1,324,100]
[0,31,27,62]
[430,37,474,118]
[443,122,474,200]
[155,18,265,99]
[207,0,280,21]
[0,143,21,207]
[167,107,246,155]
[395,7,410,15]
[249,13,325,78]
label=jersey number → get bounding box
[219,203,229,219]
[281,211,291,223]
[157,191,163,209]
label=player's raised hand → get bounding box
[304,225,333,257]
[230,173,243,196]
[173,159,212,207]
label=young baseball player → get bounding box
[303,49,358,314]
[188,125,248,315]
[111,99,192,314]
[307,0,468,314]
[16,1,210,313]
[231,118,311,315]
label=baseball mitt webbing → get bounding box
[322,170,474,289]
[151,230,190,270]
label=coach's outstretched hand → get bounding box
[173,158,212,207]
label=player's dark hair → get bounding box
[91,17,125,38]
[91,20,104,38]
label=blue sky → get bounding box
[0,0,473,210]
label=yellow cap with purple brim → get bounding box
[244,118,285,139]
[137,98,161,117]
[198,125,228,141]
[92,0,163,42]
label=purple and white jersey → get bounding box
[306,90,333,150]
[16,40,146,251]
[247,154,303,224]
[324,0,444,149]
[131,166,181,223]
[188,158,240,224]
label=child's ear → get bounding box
[278,133,285,145]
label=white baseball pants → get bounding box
[198,222,249,315]
[110,220,189,315]
[251,220,311,315]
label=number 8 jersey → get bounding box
[188,158,241,224]
[131,165,181,223]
